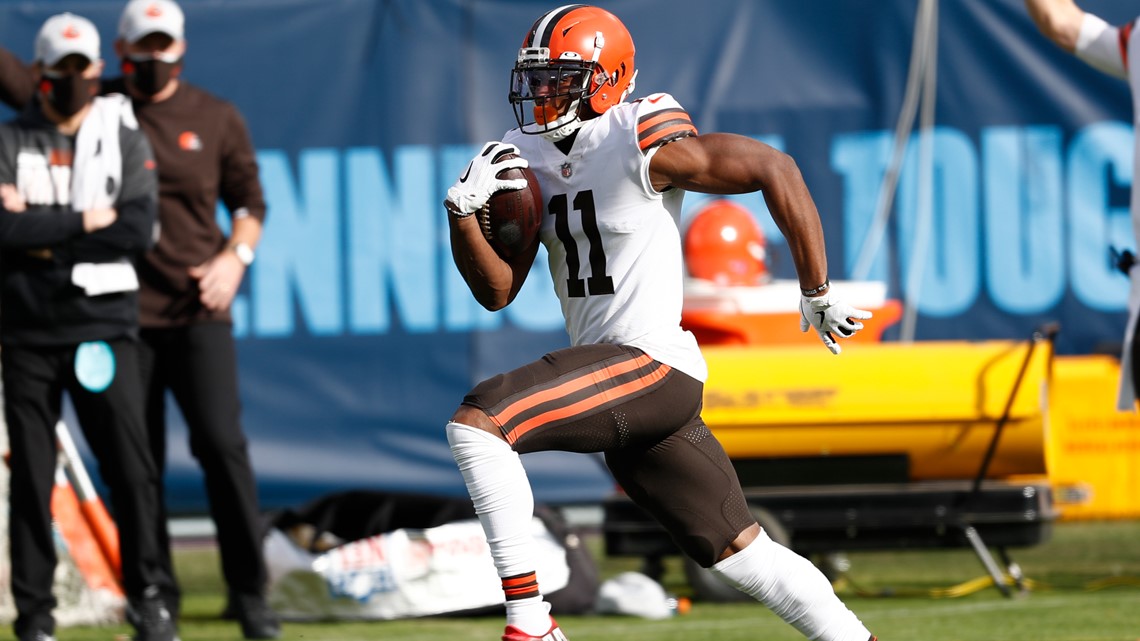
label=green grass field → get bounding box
[7,520,1140,641]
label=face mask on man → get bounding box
[39,72,100,117]
[123,53,182,96]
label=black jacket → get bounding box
[0,100,157,346]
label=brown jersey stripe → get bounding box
[489,352,656,427]
[640,126,698,153]
[637,108,691,132]
[638,116,695,140]
[637,110,697,152]
[506,361,672,444]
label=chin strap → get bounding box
[539,117,584,142]
[622,69,638,102]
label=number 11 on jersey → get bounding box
[550,190,615,298]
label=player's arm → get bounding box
[445,141,537,311]
[651,132,870,354]
[449,210,539,311]
[1026,0,1129,78]
[651,133,827,291]
[1025,0,1085,52]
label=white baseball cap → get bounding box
[118,0,185,43]
[35,13,101,67]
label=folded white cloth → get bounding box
[71,259,139,296]
[70,94,141,296]
[71,94,135,210]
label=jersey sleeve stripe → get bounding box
[639,124,698,153]
[636,107,691,131]
[637,109,697,152]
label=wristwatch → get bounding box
[232,242,255,267]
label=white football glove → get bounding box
[445,141,529,215]
[799,291,873,355]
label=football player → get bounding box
[444,5,875,641]
[1024,0,1140,410]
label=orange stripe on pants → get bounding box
[491,353,655,427]
[506,362,671,445]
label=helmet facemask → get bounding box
[510,49,595,140]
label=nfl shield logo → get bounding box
[561,162,573,178]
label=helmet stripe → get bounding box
[528,4,587,49]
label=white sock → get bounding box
[710,530,872,641]
[446,422,551,634]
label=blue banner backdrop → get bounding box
[0,0,1135,512]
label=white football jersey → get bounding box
[1074,14,1140,409]
[1074,14,1140,251]
[504,93,708,382]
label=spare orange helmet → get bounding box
[684,200,770,286]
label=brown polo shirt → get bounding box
[103,77,266,328]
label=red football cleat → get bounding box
[501,617,568,641]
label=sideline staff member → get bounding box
[0,2,277,638]
[114,1,276,637]
[0,12,175,641]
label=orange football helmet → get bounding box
[510,4,637,139]
[684,200,771,286]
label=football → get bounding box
[481,152,543,259]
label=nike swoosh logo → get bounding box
[816,311,825,326]
[459,163,472,183]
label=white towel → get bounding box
[69,94,141,296]
[71,94,135,210]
